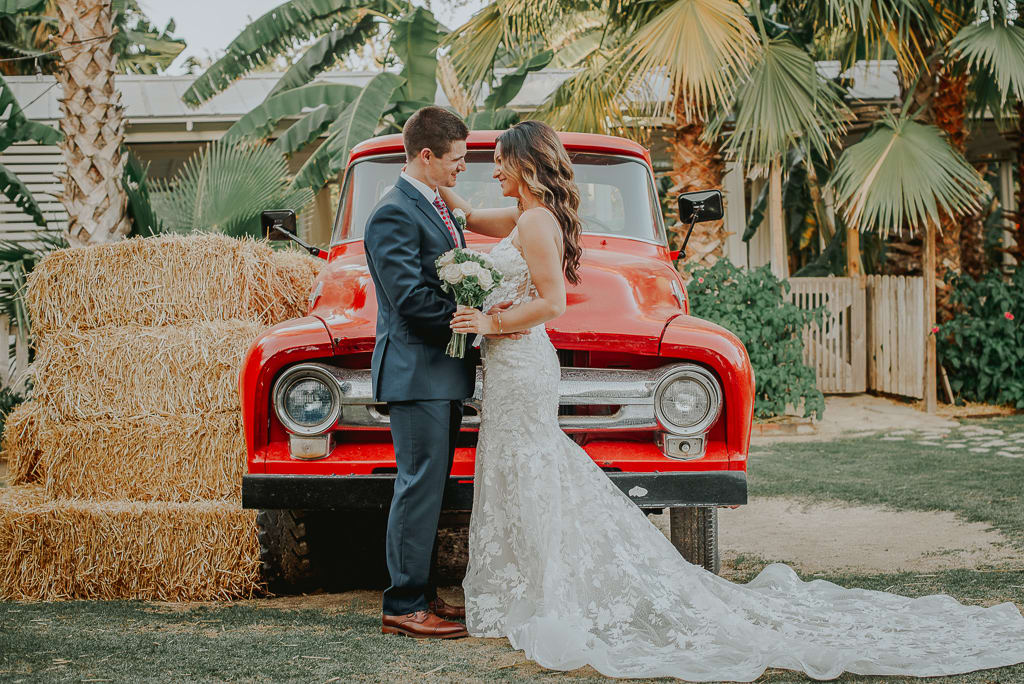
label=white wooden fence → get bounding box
[787,275,924,398]
[865,275,925,399]
[786,277,867,393]
[0,314,30,393]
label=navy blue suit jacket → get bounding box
[363,176,475,402]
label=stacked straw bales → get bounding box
[0,234,322,601]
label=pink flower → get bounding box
[1005,312,1015,321]
[697,277,704,284]
[930,326,940,334]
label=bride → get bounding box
[442,120,1024,681]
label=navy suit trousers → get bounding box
[382,399,462,615]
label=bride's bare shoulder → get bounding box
[515,208,561,256]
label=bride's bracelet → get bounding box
[496,312,503,335]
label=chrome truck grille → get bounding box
[296,363,684,432]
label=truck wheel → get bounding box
[256,509,325,594]
[669,507,720,575]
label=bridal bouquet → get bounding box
[436,247,503,358]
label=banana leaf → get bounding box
[266,14,379,98]
[292,72,404,191]
[391,6,442,105]
[483,49,553,110]
[223,82,363,143]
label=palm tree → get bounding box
[821,1,1024,315]
[0,0,185,76]
[445,0,759,269]
[52,0,131,245]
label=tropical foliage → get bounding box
[938,267,1024,408]
[0,0,185,76]
[0,71,61,225]
[688,259,825,419]
[187,0,539,198]
[152,140,314,238]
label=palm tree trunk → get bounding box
[53,0,131,245]
[670,96,726,270]
[931,67,969,321]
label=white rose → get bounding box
[451,208,467,229]
[458,261,480,278]
[477,270,493,290]
[437,250,456,268]
[440,263,462,284]
[478,252,493,267]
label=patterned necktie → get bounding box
[432,196,462,247]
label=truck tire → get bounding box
[669,507,720,575]
[256,509,325,594]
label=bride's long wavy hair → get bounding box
[496,121,583,285]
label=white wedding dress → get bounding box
[463,222,1024,681]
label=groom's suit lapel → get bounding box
[395,176,457,250]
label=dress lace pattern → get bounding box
[463,225,1024,681]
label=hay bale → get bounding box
[33,319,264,419]
[268,249,323,323]
[25,234,321,338]
[34,411,245,502]
[0,400,51,485]
[0,486,260,601]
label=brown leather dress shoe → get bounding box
[381,610,468,639]
[429,596,466,620]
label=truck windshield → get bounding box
[332,151,667,244]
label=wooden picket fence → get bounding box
[865,275,925,399]
[0,314,30,393]
[787,275,925,398]
[786,277,867,393]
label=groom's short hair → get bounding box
[403,106,468,161]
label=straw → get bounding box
[0,485,260,601]
[25,234,321,339]
[34,411,246,502]
[32,319,264,419]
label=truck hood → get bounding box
[313,242,685,356]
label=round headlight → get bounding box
[273,365,342,435]
[653,366,722,435]
[285,378,334,427]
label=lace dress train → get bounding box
[463,228,1024,681]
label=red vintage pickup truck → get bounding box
[239,131,755,593]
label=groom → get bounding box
[364,106,474,639]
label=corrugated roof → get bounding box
[3,61,900,123]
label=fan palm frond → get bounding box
[153,140,314,238]
[829,114,987,236]
[708,38,850,167]
[950,21,1024,106]
[619,0,757,119]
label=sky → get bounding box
[140,0,485,76]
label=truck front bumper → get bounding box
[242,470,747,511]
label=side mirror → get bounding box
[677,190,723,224]
[261,210,297,241]
[260,209,326,260]
[673,189,724,264]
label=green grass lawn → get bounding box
[2,415,1024,682]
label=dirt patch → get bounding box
[657,497,1023,574]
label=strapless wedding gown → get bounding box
[462,223,1024,681]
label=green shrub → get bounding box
[938,268,1023,408]
[688,260,825,419]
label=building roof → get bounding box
[3,61,901,124]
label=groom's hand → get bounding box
[483,301,527,340]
